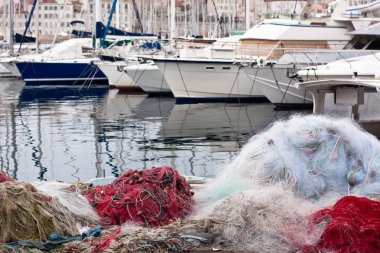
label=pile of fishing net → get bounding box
[50,220,214,253]
[304,195,380,252]
[0,171,14,182]
[200,114,380,202]
[0,180,79,243]
[33,182,99,225]
[191,115,380,252]
[86,166,194,226]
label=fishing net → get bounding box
[198,114,380,202]
[54,219,217,253]
[303,195,380,253]
[86,166,194,226]
[193,184,339,253]
[33,182,99,225]
[0,181,78,243]
[0,171,15,182]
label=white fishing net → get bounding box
[33,182,99,225]
[196,185,337,252]
[198,114,380,202]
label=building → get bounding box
[0,0,133,43]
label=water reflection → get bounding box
[0,79,310,182]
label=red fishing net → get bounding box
[303,196,380,253]
[0,172,15,182]
[86,166,194,227]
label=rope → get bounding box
[269,64,288,104]
[227,64,243,103]
[175,59,190,98]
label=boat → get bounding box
[123,61,171,94]
[150,33,268,103]
[151,56,266,103]
[14,38,108,86]
[242,0,380,107]
[150,0,359,103]
[295,52,380,137]
[95,60,142,92]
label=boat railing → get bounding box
[238,46,380,67]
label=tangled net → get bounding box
[304,195,380,253]
[34,182,99,225]
[0,181,78,243]
[199,115,380,202]
[87,166,194,226]
[52,219,217,253]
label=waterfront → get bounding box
[0,79,310,183]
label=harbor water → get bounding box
[0,79,310,183]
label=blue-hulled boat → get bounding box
[16,60,108,86]
[14,38,109,86]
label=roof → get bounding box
[347,27,380,36]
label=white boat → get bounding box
[123,62,171,94]
[243,49,375,106]
[153,57,265,103]
[296,52,380,136]
[242,0,380,107]
[95,60,143,91]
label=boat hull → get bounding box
[1,62,21,77]
[154,58,266,103]
[16,61,109,86]
[96,61,134,88]
[244,65,313,106]
[124,63,171,93]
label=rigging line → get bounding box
[134,64,148,86]
[128,61,142,86]
[88,66,101,88]
[227,64,242,105]
[49,0,68,54]
[279,77,293,105]
[338,51,352,69]
[371,51,380,62]
[160,60,167,92]
[248,64,259,96]
[302,51,314,67]
[75,63,96,87]
[84,65,100,89]
[176,59,190,97]
[78,64,96,89]
[269,64,288,103]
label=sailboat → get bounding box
[15,37,108,86]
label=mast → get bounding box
[101,0,118,47]
[2,0,5,44]
[8,0,14,54]
[211,0,223,37]
[170,0,175,40]
[245,0,250,30]
[184,0,187,36]
[35,0,38,53]
[93,0,101,50]
[115,0,120,28]
[131,0,143,33]
[18,0,37,53]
